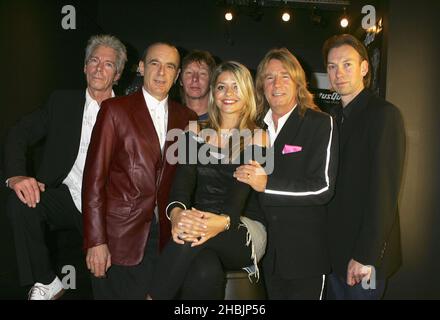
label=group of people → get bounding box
[3,33,405,300]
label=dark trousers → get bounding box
[326,273,386,300]
[264,271,325,300]
[6,184,82,286]
[149,226,252,300]
[90,216,159,300]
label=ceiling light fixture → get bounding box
[340,7,349,28]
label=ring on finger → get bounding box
[177,232,185,240]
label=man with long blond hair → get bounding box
[235,48,338,299]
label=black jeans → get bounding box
[326,273,386,300]
[7,184,82,286]
[90,216,159,300]
[264,272,325,300]
[149,226,253,300]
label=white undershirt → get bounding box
[63,89,114,213]
[142,88,169,222]
[263,104,297,147]
[142,87,169,151]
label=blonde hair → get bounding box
[205,61,258,131]
[199,61,260,159]
[255,48,319,119]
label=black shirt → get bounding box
[342,88,370,121]
[167,131,266,228]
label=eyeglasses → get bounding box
[87,57,116,70]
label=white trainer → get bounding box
[28,276,65,300]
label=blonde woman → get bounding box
[147,61,268,299]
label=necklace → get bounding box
[219,128,233,139]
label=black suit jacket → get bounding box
[260,106,338,279]
[327,89,405,279]
[4,90,86,186]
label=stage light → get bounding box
[340,17,349,28]
[340,8,349,28]
[280,1,291,23]
[225,11,233,21]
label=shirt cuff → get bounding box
[165,201,187,220]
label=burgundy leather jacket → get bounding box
[82,90,197,266]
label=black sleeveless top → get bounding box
[167,131,266,228]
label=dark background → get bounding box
[0,0,438,299]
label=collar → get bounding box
[142,87,168,111]
[263,104,297,130]
[198,112,209,121]
[85,88,115,108]
[343,88,369,120]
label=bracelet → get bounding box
[220,214,230,231]
[165,201,187,220]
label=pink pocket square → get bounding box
[282,144,302,154]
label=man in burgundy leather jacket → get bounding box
[82,42,197,299]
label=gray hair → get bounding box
[84,34,127,75]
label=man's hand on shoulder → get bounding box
[8,176,45,208]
